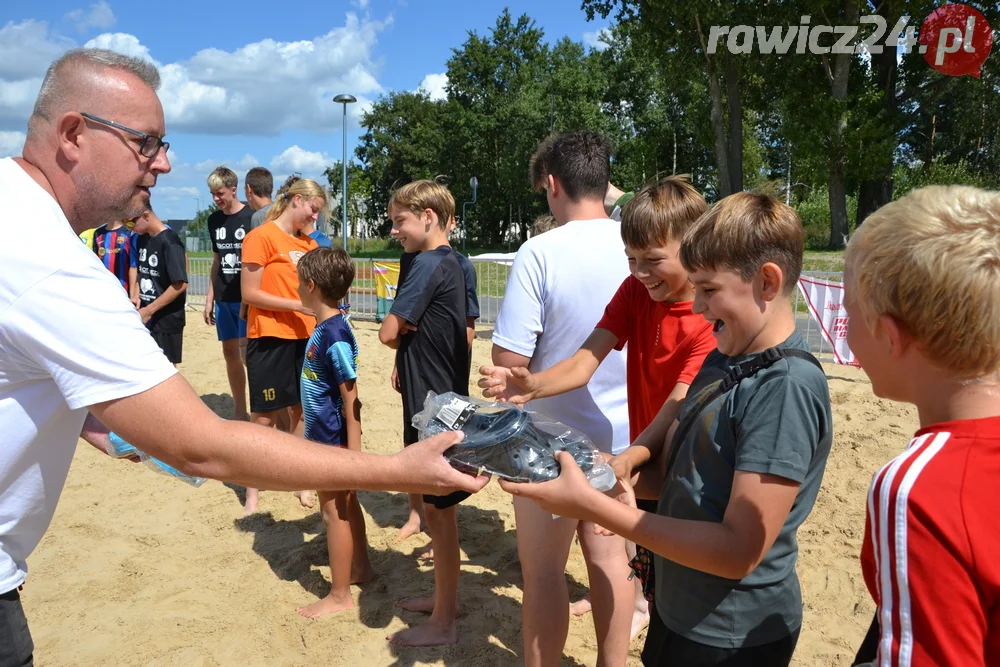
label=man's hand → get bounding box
[478,365,539,404]
[400,321,417,335]
[499,451,599,520]
[390,365,401,393]
[130,294,141,309]
[296,303,315,318]
[203,301,215,325]
[392,431,491,495]
[239,302,248,321]
[138,306,152,325]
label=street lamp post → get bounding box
[461,176,478,252]
[333,94,357,251]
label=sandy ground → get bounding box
[22,319,918,666]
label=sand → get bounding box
[21,320,918,666]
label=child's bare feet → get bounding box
[242,488,259,516]
[296,592,354,619]
[387,619,457,646]
[351,563,375,585]
[397,518,423,541]
[414,543,434,560]
[394,596,435,613]
[295,490,315,509]
[569,594,592,616]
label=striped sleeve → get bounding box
[867,431,987,667]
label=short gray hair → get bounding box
[31,48,160,124]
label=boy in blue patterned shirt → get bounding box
[295,246,373,618]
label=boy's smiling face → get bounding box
[625,240,691,302]
[389,206,433,253]
[689,264,781,356]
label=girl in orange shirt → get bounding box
[239,177,323,515]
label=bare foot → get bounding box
[296,593,354,619]
[397,518,423,542]
[630,606,650,641]
[387,620,457,647]
[295,491,315,509]
[395,596,435,614]
[570,595,592,617]
[242,489,259,517]
[351,564,376,585]
[414,544,434,560]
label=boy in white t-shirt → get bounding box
[491,131,632,667]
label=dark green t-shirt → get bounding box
[654,331,832,648]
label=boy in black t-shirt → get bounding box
[204,166,253,419]
[392,238,480,542]
[133,208,188,365]
[378,181,468,647]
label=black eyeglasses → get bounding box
[79,112,169,158]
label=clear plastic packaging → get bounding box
[412,392,617,492]
[105,432,206,487]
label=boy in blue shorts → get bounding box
[295,246,373,618]
[502,192,833,667]
[378,180,470,647]
[204,166,253,420]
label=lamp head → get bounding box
[333,94,357,104]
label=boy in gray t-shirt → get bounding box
[500,192,832,667]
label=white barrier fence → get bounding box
[186,256,844,362]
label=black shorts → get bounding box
[246,336,307,414]
[641,605,799,667]
[0,588,34,667]
[422,490,471,510]
[150,330,183,364]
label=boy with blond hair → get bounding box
[378,180,469,646]
[480,176,717,636]
[204,166,253,421]
[842,186,1000,666]
[501,192,833,666]
[393,214,479,542]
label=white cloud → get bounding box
[83,32,155,64]
[418,72,448,101]
[192,154,260,175]
[154,185,200,199]
[64,1,116,33]
[0,14,390,136]
[0,130,25,157]
[270,145,333,174]
[583,27,611,51]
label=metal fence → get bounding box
[185,256,844,362]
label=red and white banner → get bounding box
[797,276,859,366]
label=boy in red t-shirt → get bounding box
[844,185,1000,667]
[479,176,716,634]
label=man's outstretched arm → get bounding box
[87,373,489,496]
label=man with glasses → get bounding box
[0,48,485,667]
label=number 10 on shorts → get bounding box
[262,388,276,401]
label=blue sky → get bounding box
[1,0,609,220]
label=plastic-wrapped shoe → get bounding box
[413,393,616,491]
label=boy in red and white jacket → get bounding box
[844,185,1000,666]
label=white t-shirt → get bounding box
[0,158,177,593]
[493,218,630,454]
